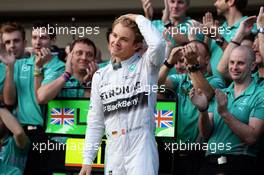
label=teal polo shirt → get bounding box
[0,137,29,175]
[58,76,85,98]
[0,63,5,94]
[152,17,204,46]
[253,72,264,87]
[210,16,248,77]
[207,79,264,156]
[253,72,264,152]
[14,55,64,126]
[169,73,225,143]
[0,163,21,175]
[98,60,109,69]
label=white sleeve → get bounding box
[83,72,105,165]
[135,15,166,68]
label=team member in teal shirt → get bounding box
[159,40,225,175]
[0,106,29,175]
[190,46,264,175]
[2,22,65,175]
[208,0,250,78]
[142,0,204,45]
[141,0,203,76]
[160,40,225,143]
[34,38,98,103]
[33,38,98,173]
[0,22,28,100]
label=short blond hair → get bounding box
[112,16,144,44]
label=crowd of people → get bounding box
[0,0,264,175]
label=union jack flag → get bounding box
[155,110,173,128]
[50,108,75,125]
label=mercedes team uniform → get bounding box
[83,15,165,175]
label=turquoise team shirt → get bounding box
[253,72,264,87]
[207,79,264,156]
[14,55,64,126]
[58,76,85,98]
[152,17,204,46]
[252,72,264,153]
[0,163,21,175]
[210,16,248,77]
[169,73,225,143]
[0,63,5,94]
[98,60,109,69]
[0,137,29,175]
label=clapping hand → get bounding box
[189,88,209,112]
[0,44,16,65]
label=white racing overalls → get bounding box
[83,15,165,175]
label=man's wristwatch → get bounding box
[0,101,6,108]
[258,27,264,34]
[164,60,174,69]
[215,36,224,47]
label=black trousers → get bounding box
[199,154,257,175]
[23,125,49,175]
[173,150,205,175]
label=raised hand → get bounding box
[162,0,170,23]
[182,43,199,66]
[189,88,209,112]
[187,20,203,41]
[35,47,52,68]
[65,51,74,74]
[234,16,256,43]
[203,12,214,29]
[141,0,154,20]
[215,89,228,116]
[79,164,92,175]
[0,44,16,65]
[82,61,98,84]
[202,12,220,39]
[167,46,183,65]
[257,6,264,29]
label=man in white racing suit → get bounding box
[79,14,165,175]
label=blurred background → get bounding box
[0,0,263,60]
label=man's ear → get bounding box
[204,55,210,65]
[134,42,143,52]
[227,0,235,8]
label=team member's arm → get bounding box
[140,0,153,20]
[217,16,256,81]
[215,89,264,145]
[35,53,71,104]
[0,52,16,105]
[35,52,97,103]
[0,108,29,149]
[79,72,105,175]
[257,7,264,60]
[125,14,166,68]
[183,44,215,101]
[34,48,51,103]
[189,88,214,139]
[161,0,170,23]
[158,46,182,88]
[202,12,228,50]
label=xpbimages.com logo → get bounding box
[32,140,100,153]
[164,140,232,154]
[165,24,231,38]
[32,24,100,37]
